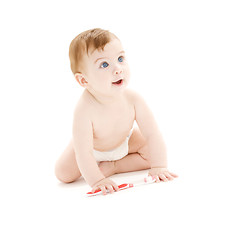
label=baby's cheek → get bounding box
[125,66,130,78]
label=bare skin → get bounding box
[55,38,178,194]
[55,125,150,183]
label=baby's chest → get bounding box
[92,105,135,140]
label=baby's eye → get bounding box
[100,62,109,68]
[118,56,124,62]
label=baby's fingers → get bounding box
[164,172,174,181]
[158,172,177,181]
[91,185,104,194]
[169,172,178,178]
[111,182,119,192]
[105,184,115,194]
[91,184,117,195]
[152,175,160,183]
[100,186,107,195]
[159,173,168,182]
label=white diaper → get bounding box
[93,129,133,162]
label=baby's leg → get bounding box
[98,161,117,178]
[114,127,151,174]
[55,140,81,183]
[55,140,119,183]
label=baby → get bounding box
[55,28,178,194]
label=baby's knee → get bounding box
[55,173,77,183]
[55,162,80,183]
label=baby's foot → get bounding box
[98,161,117,177]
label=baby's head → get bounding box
[69,28,117,74]
[69,28,130,97]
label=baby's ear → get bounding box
[74,73,88,87]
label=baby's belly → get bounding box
[93,130,132,152]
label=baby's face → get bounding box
[82,38,130,96]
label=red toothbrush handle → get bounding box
[86,183,133,196]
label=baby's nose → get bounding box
[114,67,123,75]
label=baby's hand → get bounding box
[91,178,119,195]
[148,167,178,183]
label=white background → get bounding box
[0,0,231,239]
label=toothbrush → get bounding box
[86,175,156,197]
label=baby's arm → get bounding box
[72,105,119,192]
[133,91,178,181]
[72,108,104,186]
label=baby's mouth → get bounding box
[112,79,123,85]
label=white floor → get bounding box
[1,152,231,240]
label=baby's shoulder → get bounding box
[124,88,144,103]
[73,91,95,117]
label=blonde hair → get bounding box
[69,28,117,74]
